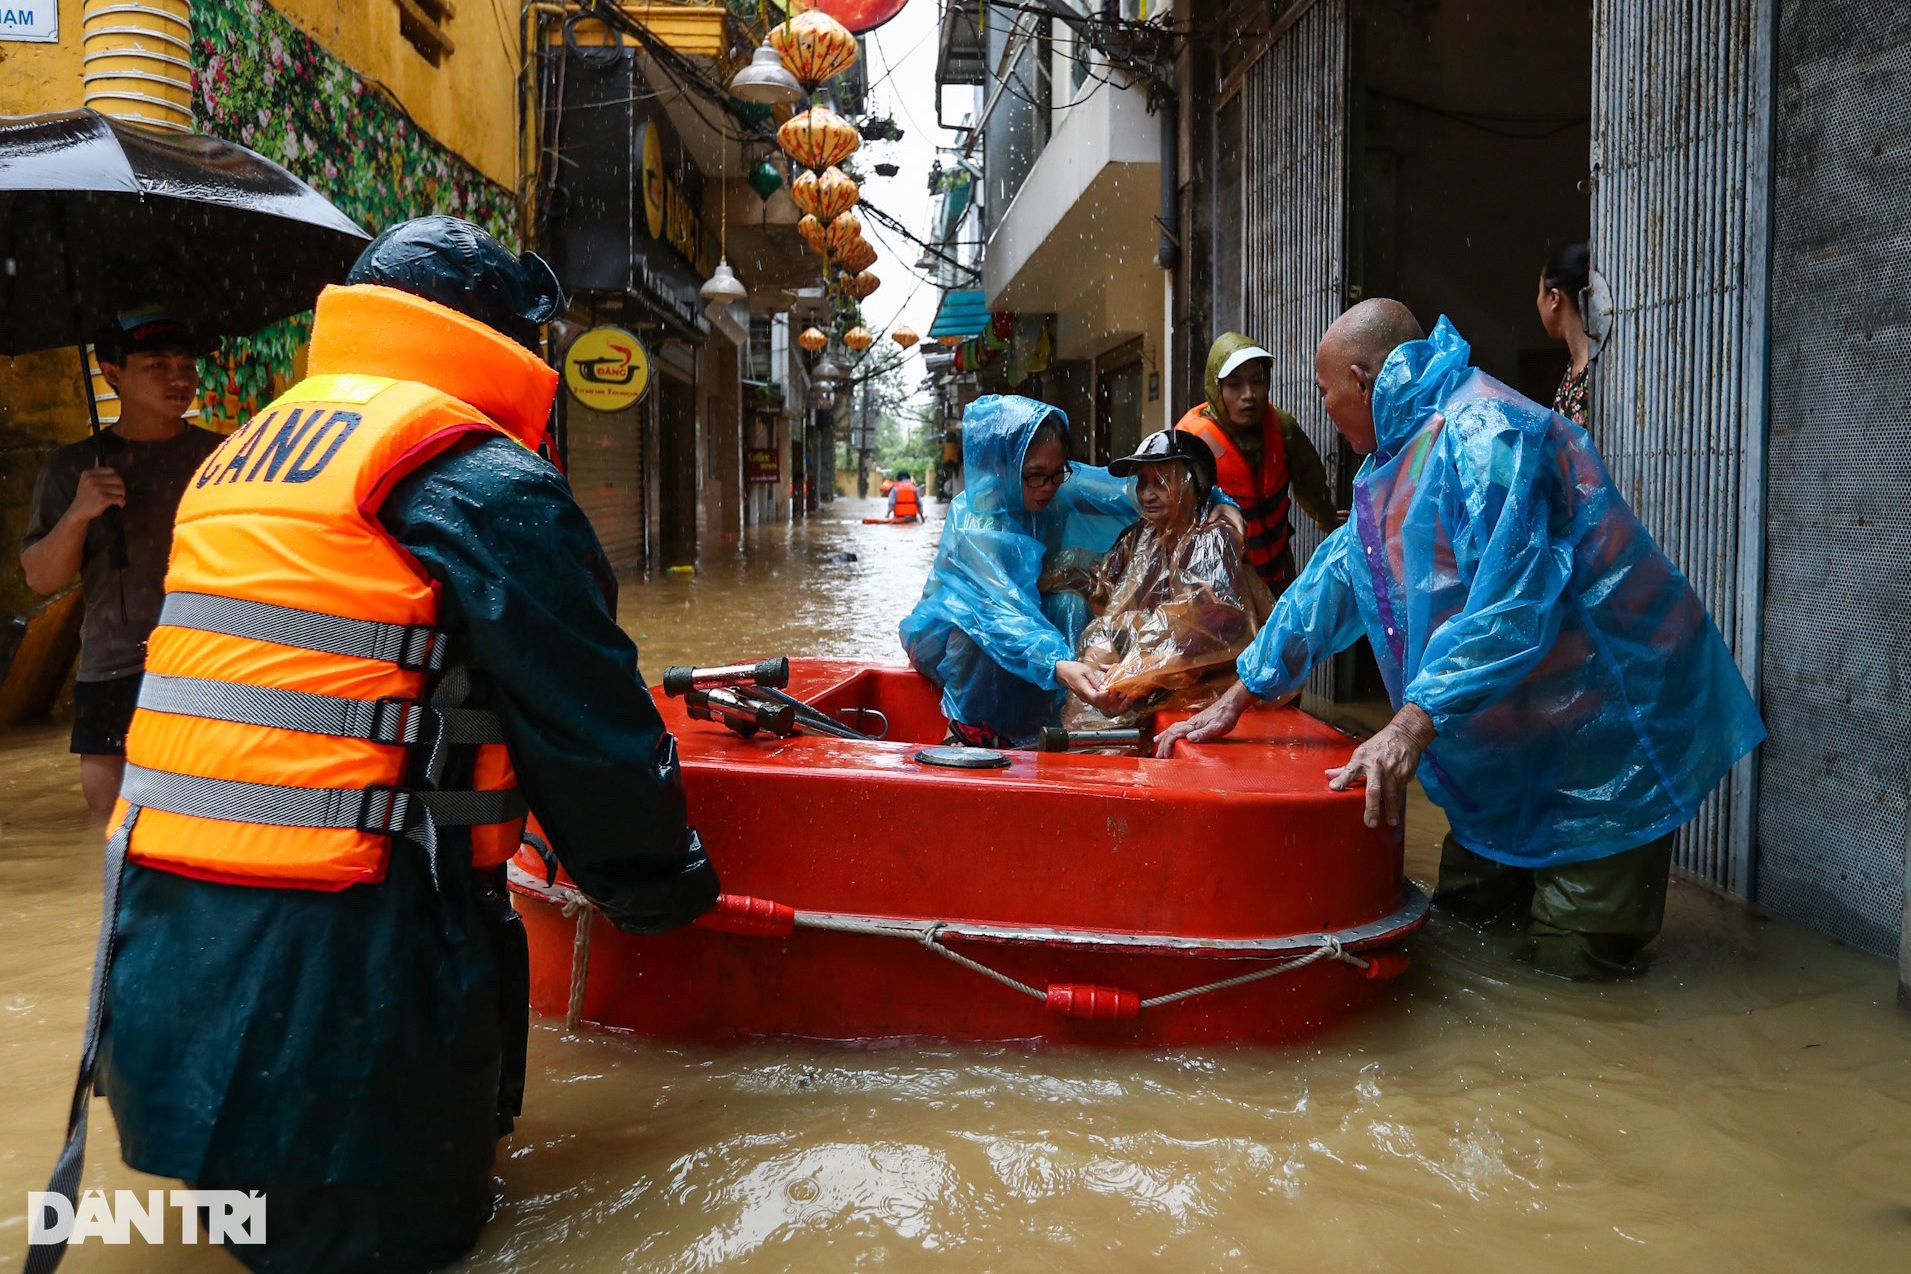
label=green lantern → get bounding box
[747,158,784,201]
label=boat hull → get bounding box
[510,660,1424,1047]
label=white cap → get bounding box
[1216,344,1275,381]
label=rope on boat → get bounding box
[809,912,1371,1016]
[510,867,1404,1025]
[559,894,595,1030]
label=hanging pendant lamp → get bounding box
[729,40,805,105]
[700,260,748,304]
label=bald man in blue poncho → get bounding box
[1158,300,1764,979]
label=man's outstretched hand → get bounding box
[1327,702,1436,829]
[1153,681,1266,756]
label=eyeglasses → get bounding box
[1021,465,1070,491]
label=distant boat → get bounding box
[509,660,1425,1047]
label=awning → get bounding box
[928,288,990,339]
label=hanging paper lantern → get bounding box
[778,106,861,171]
[937,334,965,347]
[824,210,865,256]
[797,214,830,255]
[768,9,860,86]
[746,158,784,201]
[837,237,878,273]
[790,168,823,218]
[891,324,919,349]
[843,326,874,351]
[811,166,860,221]
[797,325,829,353]
[843,270,881,300]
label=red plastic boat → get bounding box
[508,660,1426,1047]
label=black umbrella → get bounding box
[2,108,370,567]
[0,107,371,354]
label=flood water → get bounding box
[2,496,1908,1271]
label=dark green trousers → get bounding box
[1433,832,1677,979]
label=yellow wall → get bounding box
[270,0,520,189]
[0,0,87,113]
[1,1,517,187]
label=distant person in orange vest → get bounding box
[1175,333,1341,596]
[887,469,923,522]
[29,217,718,1274]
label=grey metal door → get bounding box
[1588,0,1775,894]
[1756,0,1911,956]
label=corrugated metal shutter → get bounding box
[1756,1,1911,955]
[566,404,646,575]
[1235,0,1348,700]
[1587,0,1774,894]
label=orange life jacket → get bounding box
[892,479,921,519]
[113,283,560,890]
[1177,406,1293,588]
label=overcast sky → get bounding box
[848,3,963,378]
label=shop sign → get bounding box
[564,326,650,412]
[0,2,57,40]
[745,448,780,485]
[639,123,715,279]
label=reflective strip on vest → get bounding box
[160,592,447,672]
[137,672,507,747]
[120,765,525,834]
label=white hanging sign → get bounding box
[0,3,58,42]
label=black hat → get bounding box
[1108,428,1218,502]
[346,215,565,351]
[93,306,214,363]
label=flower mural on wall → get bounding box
[191,0,517,427]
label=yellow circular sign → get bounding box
[564,326,650,412]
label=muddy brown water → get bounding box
[2,497,1907,1271]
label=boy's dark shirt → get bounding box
[21,425,223,680]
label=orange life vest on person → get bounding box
[892,479,921,519]
[113,284,560,890]
[1176,405,1294,588]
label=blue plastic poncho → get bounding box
[900,395,1135,745]
[1236,318,1764,868]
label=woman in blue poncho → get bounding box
[899,395,1136,748]
[1158,300,1764,980]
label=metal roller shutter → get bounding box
[565,404,647,577]
[1588,0,1775,893]
[1234,0,1349,701]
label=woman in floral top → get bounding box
[1536,241,1593,426]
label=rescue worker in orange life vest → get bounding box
[888,468,923,522]
[1175,333,1342,596]
[36,218,719,1274]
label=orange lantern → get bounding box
[810,166,860,221]
[768,9,859,86]
[797,325,829,353]
[843,270,881,300]
[937,334,965,347]
[790,168,823,218]
[796,213,830,255]
[837,237,878,273]
[824,210,864,256]
[778,106,860,171]
[843,326,874,351]
[891,324,919,349]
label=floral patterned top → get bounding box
[1554,362,1591,427]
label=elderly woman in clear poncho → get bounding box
[1052,428,1273,731]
